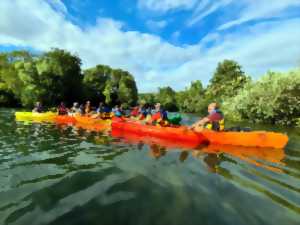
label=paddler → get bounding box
[32,102,43,113]
[130,106,139,117]
[58,102,68,115]
[190,102,224,131]
[151,103,168,126]
[84,101,92,115]
[70,102,81,115]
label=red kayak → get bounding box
[112,118,288,148]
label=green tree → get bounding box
[83,65,111,103]
[118,72,138,107]
[222,70,300,125]
[207,59,250,101]
[156,86,178,111]
[138,93,156,105]
[84,65,138,107]
[36,48,82,105]
[0,49,82,107]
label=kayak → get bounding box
[74,115,111,125]
[15,112,57,122]
[112,118,208,146]
[111,128,285,172]
[201,130,288,149]
[55,115,76,124]
[112,118,288,148]
[75,122,111,132]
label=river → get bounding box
[0,108,299,225]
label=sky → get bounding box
[0,0,300,92]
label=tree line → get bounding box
[0,49,138,108]
[0,49,299,126]
[140,60,300,126]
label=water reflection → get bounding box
[111,129,285,173]
[1,109,300,225]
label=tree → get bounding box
[83,65,111,103]
[118,73,138,107]
[138,93,156,105]
[156,86,178,111]
[36,48,82,105]
[84,65,138,107]
[0,49,83,107]
[222,70,300,125]
[207,59,250,101]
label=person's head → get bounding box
[208,102,219,113]
[60,102,65,107]
[36,101,41,107]
[73,102,79,107]
[86,101,90,106]
[155,103,161,111]
[99,102,103,107]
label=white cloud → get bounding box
[187,0,233,27]
[0,0,300,92]
[46,0,68,15]
[218,0,300,30]
[146,19,168,31]
[138,0,197,12]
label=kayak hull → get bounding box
[112,119,208,146]
[112,118,288,148]
[15,112,56,122]
[201,130,288,149]
[55,115,76,124]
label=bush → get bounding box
[223,70,300,126]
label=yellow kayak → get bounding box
[15,112,57,122]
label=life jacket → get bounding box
[152,110,168,121]
[152,112,161,121]
[58,106,68,115]
[205,110,224,131]
[115,110,122,117]
[131,108,139,117]
[206,119,225,131]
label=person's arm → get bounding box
[190,117,210,129]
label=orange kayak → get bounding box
[74,115,111,125]
[111,128,285,171]
[112,118,288,148]
[112,118,208,146]
[55,115,76,124]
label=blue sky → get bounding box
[0,0,300,92]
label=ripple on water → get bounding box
[0,108,299,225]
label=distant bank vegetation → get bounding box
[0,49,299,126]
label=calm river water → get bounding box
[0,108,299,225]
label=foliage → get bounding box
[176,80,207,114]
[156,86,178,111]
[222,70,300,125]
[138,93,156,105]
[206,59,250,101]
[83,66,138,107]
[1,49,300,127]
[0,49,138,108]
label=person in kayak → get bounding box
[92,102,109,119]
[58,102,68,115]
[84,101,92,115]
[96,102,104,114]
[151,103,169,126]
[190,102,224,131]
[70,102,81,115]
[130,106,139,117]
[32,102,43,113]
